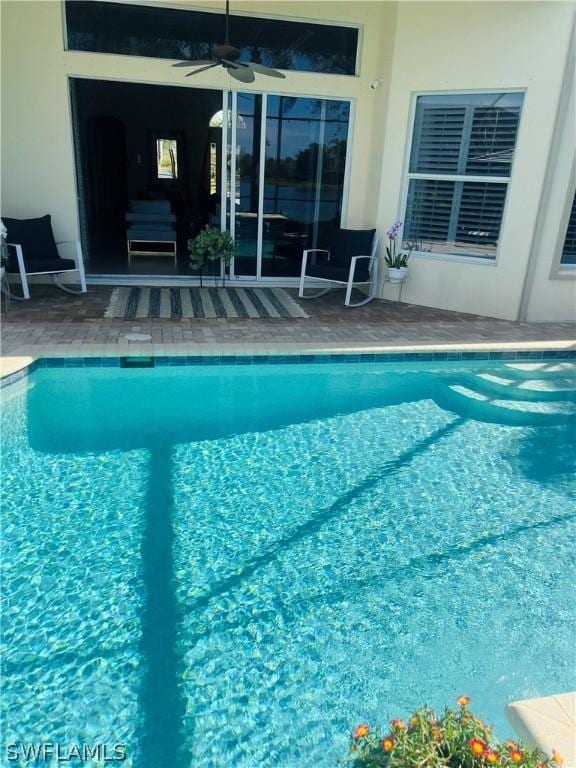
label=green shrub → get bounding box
[188,225,235,285]
[345,697,563,767]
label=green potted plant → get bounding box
[345,696,563,767]
[188,225,235,287]
[385,220,412,283]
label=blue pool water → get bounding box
[1,359,575,768]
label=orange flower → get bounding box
[353,724,369,739]
[457,695,471,707]
[390,718,406,730]
[431,725,442,742]
[552,751,563,766]
[470,738,487,756]
[381,736,394,752]
[510,748,524,763]
[484,750,498,764]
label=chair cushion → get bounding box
[307,260,370,283]
[125,212,176,223]
[6,257,76,274]
[322,228,376,267]
[127,228,176,241]
[129,200,172,214]
[3,215,60,270]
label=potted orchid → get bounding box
[385,221,411,283]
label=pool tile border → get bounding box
[1,348,575,389]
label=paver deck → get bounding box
[1,286,574,376]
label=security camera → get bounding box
[370,79,383,90]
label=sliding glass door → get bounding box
[70,78,350,279]
[225,92,351,282]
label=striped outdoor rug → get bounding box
[104,286,309,320]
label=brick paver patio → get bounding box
[1,286,574,368]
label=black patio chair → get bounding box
[298,228,379,307]
[3,214,87,300]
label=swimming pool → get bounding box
[2,356,575,767]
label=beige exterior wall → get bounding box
[376,1,575,322]
[1,0,574,322]
[522,26,575,323]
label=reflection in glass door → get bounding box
[231,93,262,278]
[226,93,350,282]
[262,97,350,278]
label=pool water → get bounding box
[2,359,575,768]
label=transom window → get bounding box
[560,192,576,266]
[65,1,359,76]
[401,92,524,260]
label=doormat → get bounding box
[104,286,309,319]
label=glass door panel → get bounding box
[261,97,350,278]
[231,93,262,278]
[316,100,350,246]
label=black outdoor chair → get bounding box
[298,228,379,307]
[3,214,87,300]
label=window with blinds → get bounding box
[403,92,524,260]
[560,193,576,266]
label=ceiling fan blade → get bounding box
[221,59,248,67]
[185,63,220,77]
[246,62,286,79]
[227,65,256,83]
[172,59,215,68]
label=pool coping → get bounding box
[1,340,575,389]
[506,691,576,765]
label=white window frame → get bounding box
[398,89,526,266]
[553,178,576,277]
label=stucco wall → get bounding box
[376,1,575,321]
[522,26,575,323]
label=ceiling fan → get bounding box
[172,0,286,83]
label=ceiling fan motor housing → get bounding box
[214,43,241,61]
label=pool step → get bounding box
[438,384,576,426]
[454,372,576,402]
[500,361,576,379]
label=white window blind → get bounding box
[403,92,524,260]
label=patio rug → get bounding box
[104,286,309,320]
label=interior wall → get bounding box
[71,79,224,270]
[74,79,222,212]
[0,0,396,248]
[376,1,575,321]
